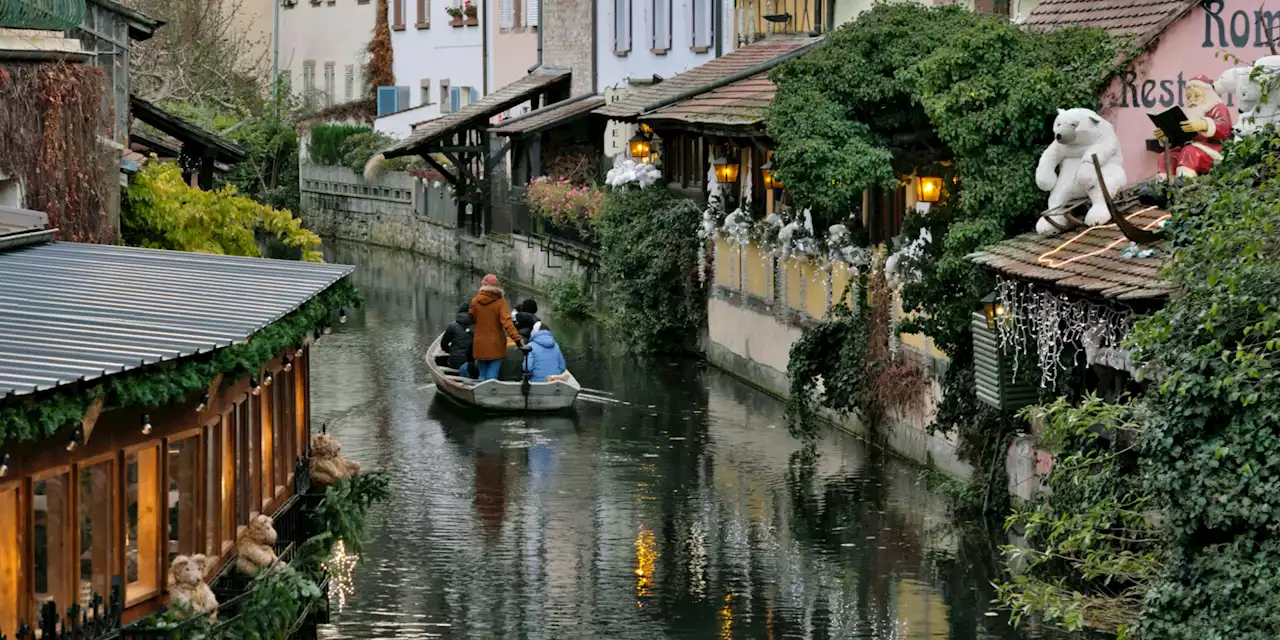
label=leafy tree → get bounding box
[122,161,322,262]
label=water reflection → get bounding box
[310,241,1066,639]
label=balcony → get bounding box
[734,0,822,45]
[0,0,86,30]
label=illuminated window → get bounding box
[261,390,275,508]
[0,485,23,635]
[272,378,288,492]
[168,436,200,566]
[205,419,222,559]
[221,409,236,549]
[295,363,307,459]
[78,460,114,608]
[34,472,70,613]
[126,447,160,603]
[237,398,257,526]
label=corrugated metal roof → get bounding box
[382,69,571,158]
[0,206,48,239]
[1022,0,1196,37]
[0,242,354,398]
[594,38,815,120]
[967,204,1172,301]
[492,94,605,136]
[638,72,776,128]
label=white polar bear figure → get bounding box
[1034,108,1127,236]
[1216,56,1280,137]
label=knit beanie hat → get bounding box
[481,274,499,287]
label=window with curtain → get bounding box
[614,0,630,53]
[272,378,287,494]
[1,485,24,635]
[34,473,69,614]
[652,0,670,50]
[78,460,114,609]
[168,437,200,567]
[205,419,222,558]
[499,0,513,28]
[125,448,160,602]
[260,388,275,507]
[237,398,257,527]
[526,0,538,26]
[691,0,712,50]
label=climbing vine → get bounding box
[365,0,395,99]
[0,61,114,243]
[0,279,360,446]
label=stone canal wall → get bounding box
[705,235,975,482]
[298,164,598,293]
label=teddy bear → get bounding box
[1034,108,1127,236]
[310,434,361,487]
[234,514,282,576]
[168,554,218,621]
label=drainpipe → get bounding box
[591,0,598,93]
[272,0,280,119]
[714,0,722,57]
[483,0,490,93]
[528,0,543,73]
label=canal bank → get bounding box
[307,240,1068,639]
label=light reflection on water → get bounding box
[309,241,1068,640]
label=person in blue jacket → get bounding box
[522,322,567,382]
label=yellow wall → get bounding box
[784,258,805,312]
[714,236,736,290]
[743,242,773,300]
[803,261,828,319]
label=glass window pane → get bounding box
[222,410,236,544]
[34,473,70,613]
[206,422,221,558]
[78,461,114,608]
[168,437,200,565]
[237,399,256,525]
[273,379,286,492]
[294,366,307,460]
[1,486,23,635]
[261,389,274,505]
[126,447,160,601]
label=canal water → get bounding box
[309,241,1064,639]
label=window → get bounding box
[345,65,354,101]
[652,0,671,51]
[613,0,631,54]
[866,184,906,245]
[420,78,433,105]
[440,80,451,112]
[360,64,370,99]
[261,387,274,509]
[1,485,24,635]
[168,436,200,567]
[449,86,461,113]
[33,472,70,614]
[221,409,236,548]
[417,0,430,26]
[78,460,114,608]
[125,447,160,603]
[526,0,538,26]
[236,398,257,527]
[499,0,513,28]
[691,0,712,51]
[394,0,405,28]
[273,378,289,491]
[205,418,222,558]
[294,363,307,460]
[302,61,316,108]
[324,63,336,109]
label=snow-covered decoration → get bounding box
[884,227,932,289]
[605,157,663,189]
[698,208,717,241]
[721,207,752,246]
[1216,57,1280,137]
[995,278,1135,389]
[826,223,870,267]
[775,208,818,259]
[1035,108,1127,236]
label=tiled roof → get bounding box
[639,71,776,128]
[1022,0,1197,37]
[383,69,570,157]
[492,94,605,136]
[130,96,247,163]
[967,205,1174,301]
[594,38,818,120]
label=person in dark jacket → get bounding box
[440,303,476,377]
[522,323,567,382]
[513,299,541,343]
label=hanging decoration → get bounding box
[323,539,359,612]
[994,278,1135,389]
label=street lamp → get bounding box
[980,291,1006,331]
[712,151,740,184]
[761,155,782,189]
[629,132,652,160]
[916,174,943,203]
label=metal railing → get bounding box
[0,0,86,30]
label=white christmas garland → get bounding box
[994,278,1135,389]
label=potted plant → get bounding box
[446,3,464,25]
[463,0,477,23]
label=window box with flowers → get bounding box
[524,177,606,244]
[447,1,478,25]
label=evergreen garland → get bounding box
[0,278,360,446]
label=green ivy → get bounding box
[786,274,870,432]
[0,279,360,447]
[1130,127,1280,638]
[309,124,372,166]
[547,274,594,318]
[597,186,704,354]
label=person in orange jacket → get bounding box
[468,274,524,381]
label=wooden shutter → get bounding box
[394,0,405,27]
[450,86,461,112]
[417,0,429,25]
[470,87,480,105]
[614,0,630,52]
[526,0,538,26]
[652,0,670,50]
[500,0,513,27]
[691,0,711,49]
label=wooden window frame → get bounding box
[121,444,162,607]
[30,466,73,621]
[74,453,117,616]
[0,480,24,636]
[416,0,430,27]
[202,416,221,566]
[220,408,236,556]
[165,430,202,574]
[613,0,631,55]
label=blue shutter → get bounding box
[377,86,398,115]
[450,86,461,112]
[470,87,480,105]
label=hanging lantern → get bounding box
[713,151,740,184]
[916,174,943,203]
[980,291,1006,331]
[629,132,652,160]
[761,155,782,189]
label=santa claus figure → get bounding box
[1155,75,1233,179]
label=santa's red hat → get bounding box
[1188,74,1214,85]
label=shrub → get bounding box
[525,177,606,240]
[309,124,372,165]
[548,274,593,318]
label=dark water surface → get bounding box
[309,241,1060,640]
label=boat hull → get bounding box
[426,334,580,412]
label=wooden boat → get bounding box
[426,333,580,411]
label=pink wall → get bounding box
[491,22,539,98]
[1101,0,1279,182]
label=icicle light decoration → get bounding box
[995,277,1135,389]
